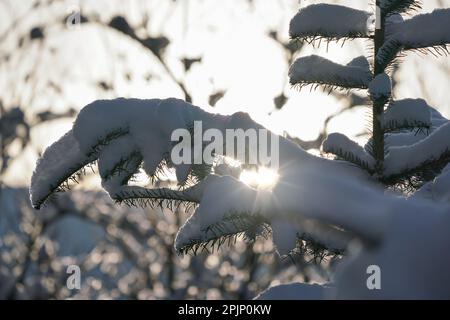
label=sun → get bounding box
[239,167,279,189]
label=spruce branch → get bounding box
[292,233,344,264]
[376,9,450,71]
[86,127,130,157]
[32,159,97,210]
[289,4,372,42]
[380,0,422,17]
[114,186,200,211]
[100,151,142,182]
[322,133,376,173]
[382,119,430,133]
[177,212,270,255]
[381,98,432,133]
[382,148,450,191]
[289,55,372,91]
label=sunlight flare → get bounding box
[239,167,279,189]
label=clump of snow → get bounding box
[368,73,391,100]
[381,99,431,131]
[385,14,404,38]
[289,55,372,89]
[347,56,371,70]
[174,175,266,252]
[384,122,450,177]
[256,282,328,300]
[271,220,298,256]
[289,4,372,40]
[333,200,450,299]
[323,132,375,170]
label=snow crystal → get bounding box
[381,99,431,131]
[368,73,391,100]
[384,122,450,177]
[289,55,372,89]
[289,4,371,40]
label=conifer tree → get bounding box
[289,1,450,190]
[29,0,450,298]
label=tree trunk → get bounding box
[372,1,386,174]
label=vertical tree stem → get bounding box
[373,1,386,173]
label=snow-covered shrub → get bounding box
[29,0,450,299]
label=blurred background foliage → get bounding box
[0,0,449,299]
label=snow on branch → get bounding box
[381,99,431,132]
[30,98,239,209]
[368,73,392,101]
[411,164,450,203]
[376,9,450,71]
[379,0,422,17]
[30,130,98,209]
[382,105,448,149]
[384,122,450,178]
[289,55,372,91]
[322,132,375,172]
[271,218,350,258]
[289,4,372,42]
[175,175,270,255]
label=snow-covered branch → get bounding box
[322,133,375,172]
[376,9,450,71]
[411,164,450,203]
[289,4,372,42]
[381,99,431,132]
[384,122,450,178]
[30,98,286,209]
[289,55,372,91]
